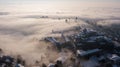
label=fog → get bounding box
[0,10,81,65]
[0,1,120,65]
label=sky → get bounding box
[0,0,120,11]
[0,0,119,7]
[0,0,120,9]
[0,0,120,4]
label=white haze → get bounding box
[0,1,120,65]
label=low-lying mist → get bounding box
[0,5,120,65]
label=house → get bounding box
[77,49,101,58]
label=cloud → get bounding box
[0,12,9,15]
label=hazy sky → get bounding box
[0,0,120,4]
[0,0,120,8]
